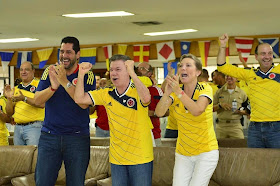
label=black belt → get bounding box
[17,121,37,126]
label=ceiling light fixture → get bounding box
[0,38,39,43]
[62,11,134,18]
[144,29,197,36]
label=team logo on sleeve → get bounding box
[268,73,276,79]
[30,86,36,93]
[72,78,78,86]
[127,98,135,107]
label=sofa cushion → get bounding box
[97,177,112,186]
[90,137,110,146]
[152,147,175,186]
[0,146,36,184]
[212,148,280,186]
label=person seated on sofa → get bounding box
[74,54,154,186]
[155,54,219,186]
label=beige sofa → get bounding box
[96,147,280,186]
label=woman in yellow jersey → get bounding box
[156,54,219,186]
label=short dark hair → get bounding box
[109,54,131,63]
[255,43,270,55]
[61,36,80,54]
[215,69,225,78]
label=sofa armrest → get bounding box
[273,181,280,186]
[85,173,108,186]
[0,173,26,185]
[97,177,112,186]
[11,173,35,186]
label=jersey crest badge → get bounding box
[127,98,135,107]
[72,78,78,86]
[268,73,276,79]
[30,86,36,93]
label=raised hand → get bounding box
[12,90,25,102]
[125,60,136,76]
[49,65,60,89]
[219,33,229,48]
[4,85,14,99]
[79,62,92,76]
[167,62,174,75]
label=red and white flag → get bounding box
[235,37,254,62]
[103,45,112,70]
[133,44,150,62]
[156,41,175,61]
[198,41,210,67]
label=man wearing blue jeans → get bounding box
[34,36,96,186]
[217,34,280,148]
[74,55,154,186]
[5,61,44,145]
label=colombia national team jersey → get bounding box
[218,63,280,122]
[170,82,218,156]
[13,79,44,123]
[88,81,154,165]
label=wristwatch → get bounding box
[66,82,73,89]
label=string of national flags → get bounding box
[0,37,279,72]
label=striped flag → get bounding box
[133,44,150,62]
[218,40,229,63]
[17,51,32,68]
[235,37,254,62]
[157,42,175,61]
[80,48,97,65]
[0,51,14,71]
[37,48,53,69]
[198,41,210,67]
[103,45,112,71]
[180,41,191,55]
[118,44,127,55]
[258,38,279,58]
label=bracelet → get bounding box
[23,97,27,103]
[177,90,184,99]
[218,103,222,109]
[50,86,57,92]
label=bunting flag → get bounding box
[133,44,150,62]
[80,48,97,65]
[258,38,279,58]
[17,51,32,68]
[118,44,127,55]
[37,48,53,69]
[163,61,178,78]
[198,41,210,67]
[218,40,230,63]
[103,45,112,71]
[235,37,254,62]
[0,51,14,72]
[157,41,175,61]
[180,41,191,55]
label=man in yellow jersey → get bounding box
[213,75,247,139]
[137,62,163,146]
[0,93,12,146]
[74,54,154,186]
[5,61,44,145]
[218,34,280,148]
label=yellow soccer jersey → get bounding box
[166,106,178,130]
[13,79,45,123]
[88,81,153,165]
[218,63,280,122]
[170,82,218,156]
[0,97,9,146]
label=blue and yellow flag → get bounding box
[80,48,96,65]
[37,48,53,69]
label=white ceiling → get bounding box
[1,0,280,50]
